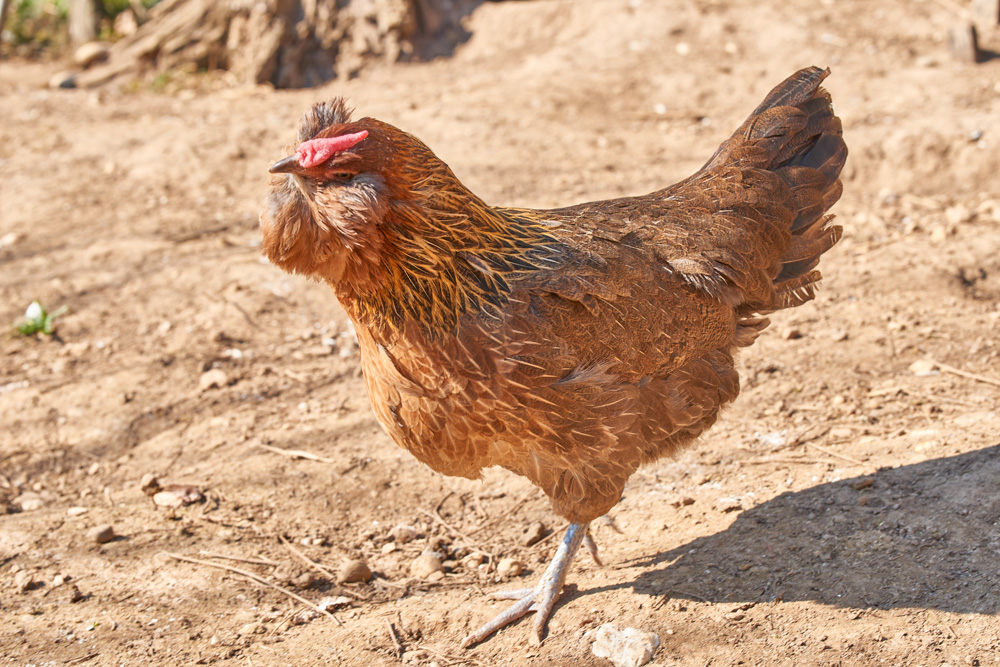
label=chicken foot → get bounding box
[461,522,588,647]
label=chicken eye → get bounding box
[330,172,354,182]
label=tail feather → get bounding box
[673,67,846,316]
[750,67,846,309]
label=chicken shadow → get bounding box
[607,445,1000,615]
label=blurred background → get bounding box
[2,1,999,665]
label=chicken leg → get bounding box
[461,522,588,647]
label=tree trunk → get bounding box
[69,0,98,45]
[77,0,482,89]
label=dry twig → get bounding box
[386,619,404,658]
[277,536,366,600]
[804,442,865,466]
[199,550,280,566]
[254,442,338,463]
[165,552,342,625]
[933,360,1000,389]
[745,457,838,466]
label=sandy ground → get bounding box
[2,1,1000,665]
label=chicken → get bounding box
[260,66,846,646]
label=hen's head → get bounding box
[260,98,447,284]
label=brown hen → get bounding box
[260,66,847,646]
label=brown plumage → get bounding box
[261,66,846,645]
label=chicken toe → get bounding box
[461,522,588,647]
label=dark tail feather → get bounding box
[734,67,847,310]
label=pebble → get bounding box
[140,474,161,496]
[336,559,372,584]
[521,521,547,546]
[48,71,77,89]
[908,359,939,377]
[496,557,523,578]
[462,551,486,570]
[717,498,742,513]
[67,507,88,517]
[14,492,45,511]
[590,624,660,667]
[829,426,853,439]
[14,571,36,592]
[390,524,417,544]
[781,327,803,340]
[153,486,204,508]
[381,542,397,555]
[198,368,229,391]
[945,204,973,225]
[238,622,263,636]
[402,650,430,664]
[88,524,115,544]
[829,329,849,342]
[317,595,351,612]
[410,553,444,579]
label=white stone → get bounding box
[590,624,660,667]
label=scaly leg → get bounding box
[461,522,588,648]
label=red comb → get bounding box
[296,130,369,168]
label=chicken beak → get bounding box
[269,155,302,174]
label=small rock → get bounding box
[153,485,204,508]
[52,574,67,586]
[829,426,853,439]
[462,552,486,570]
[48,71,77,89]
[908,359,939,377]
[381,541,397,555]
[292,572,316,589]
[88,524,115,544]
[14,492,45,512]
[402,650,430,664]
[929,224,950,243]
[389,524,417,544]
[754,431,786,448]
[199,368,229,391]
[139,474,161,496]
[945,204,973,225]
[426,570,445,582]
[65,585,84,603]
[13,571,36,593]
[947,22,980,63]
[410,553,444,579]
[73,41,109,68]
[67,507,88,517]
[238,622,262,636]
[590,624,660,667]
[521,521,546,546]
[717,498,742,513]
[317,595,351,612]
[829,329,849,342]
[781,327,803,340]
[496,557,523,578]
[337,559,372,584]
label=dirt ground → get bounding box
[3,1,1000,665]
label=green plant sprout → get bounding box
[14,300,68,336]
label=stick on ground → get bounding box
[165,552,343,625]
